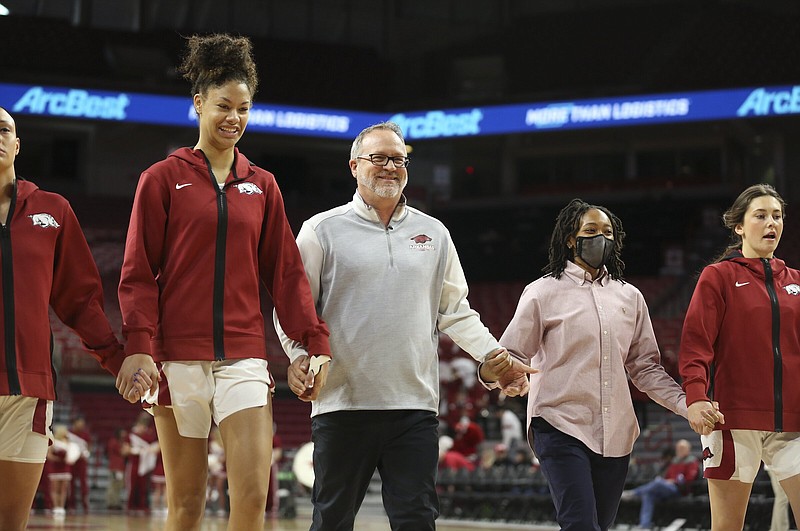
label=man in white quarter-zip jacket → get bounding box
[275,121,536,531]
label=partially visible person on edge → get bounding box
[0,106,154,531]
[116,33,331,531]
[67,416,91,513]
[495,198,720,531]
[106,428,129,510]
[274,121,535,530]
[679,183,800,530]
[622,438,700,529]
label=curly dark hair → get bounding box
[542,198,626,280]
[179,33,258,98]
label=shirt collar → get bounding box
[563,260,609,286]
[352,191,408,223]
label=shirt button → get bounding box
[604,381,609,386]
[598,305,603,309]
[603,356,608,360]
[603,330,608,335]
[604,407,609,412]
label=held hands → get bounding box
[480,348,539,397]
[687,400,725,436]
[288,354,330,402]
[116,353,159,404]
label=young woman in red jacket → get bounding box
[0,107,149,531]
[680,183,800,530]
[116,34,330,531]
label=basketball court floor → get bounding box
[25,509,558,530]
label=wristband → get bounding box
[308,355,331,376]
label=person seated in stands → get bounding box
[492,443,514,469]
[451,416,484,461]
[622,439,700,530]
[438,435,475,473]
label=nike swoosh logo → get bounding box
[735,281,750,287]
[175,183,192,190]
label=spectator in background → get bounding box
[106,428,129,510]
[266,424,283,518]
[622,439,700,530]
[492,443,514,469]
[207,426,227,517]
[127,413,157,514]
[438,436,475,473]
[499,402,524,450]
[452,416,485,461]
[150,442,166,516]
[766,465,790,531]
[67,416,91,513]
[47,425,76,518]
[679,184,800,530]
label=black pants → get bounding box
[531,417,630,531]
[310,410,439,531]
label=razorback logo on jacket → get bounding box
[409,234,434,251]
[235,182,263,195]
[784,284,800,295]
[29,213,60,228]
[702,447,714,461]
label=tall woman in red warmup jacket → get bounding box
[116,34,331,531]
[680,183,800,530]
[0,107,141,531]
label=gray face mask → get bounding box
[575,234,614,269]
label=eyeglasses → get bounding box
[356,154,411,168]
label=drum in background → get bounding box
[292,442,314,488]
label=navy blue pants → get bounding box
[531,417,630,531]
[310,410,439,531]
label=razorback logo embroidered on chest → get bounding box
[29,213,60,229]
[409,234,435,251]
[235,182,263,195]
[784,284,800,295]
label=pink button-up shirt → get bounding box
[501,261,687,457]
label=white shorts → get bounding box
[0,396,52,463]
[144,358,271,439]
[700,429,800,482]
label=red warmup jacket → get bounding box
[0,179,124,399]
[118,147,330,362]
[680,253,800,432]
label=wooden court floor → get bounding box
[25,511,557,530]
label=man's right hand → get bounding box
[288,355,329,402]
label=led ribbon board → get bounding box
[3,82,799,140]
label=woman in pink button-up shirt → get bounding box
[499,198,716,531]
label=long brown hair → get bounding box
[713,183,786,263]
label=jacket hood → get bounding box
[168,147,255,180]
[723,250,786,279]
[14,178,39,202]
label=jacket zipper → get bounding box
[202,154,229,361]
[1,183,20,394]
[762,258,783,432]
